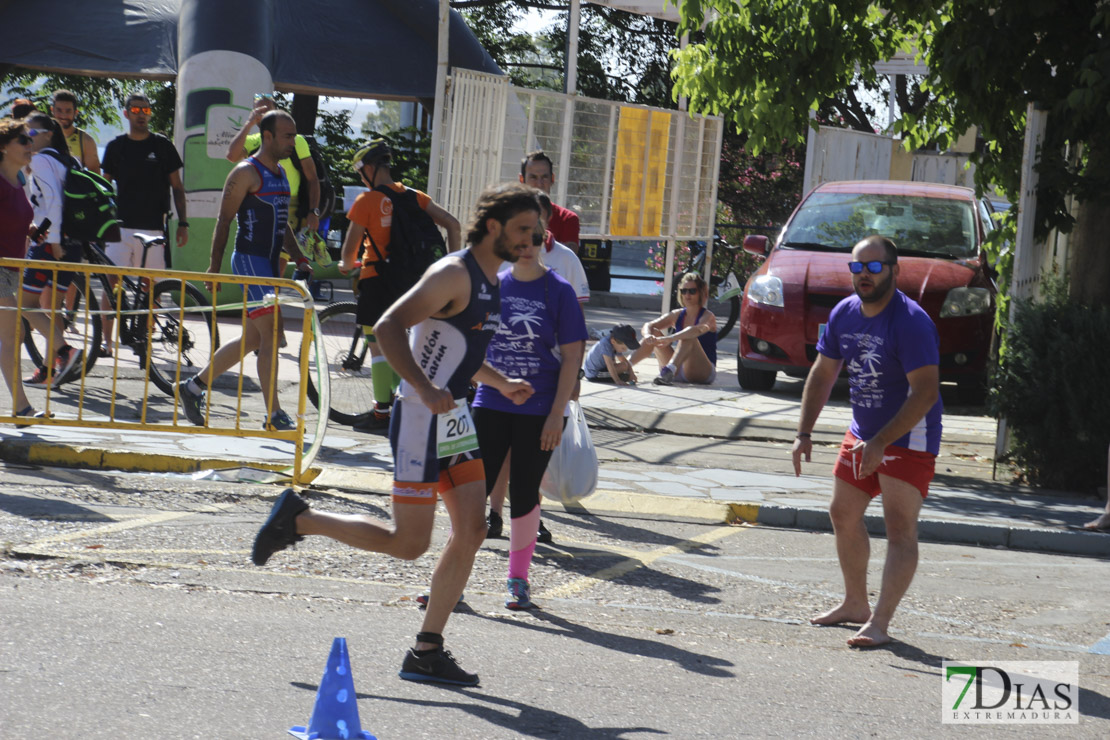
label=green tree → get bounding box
[2,70,175,134]
[672,0,1110,307]
[360,102,403,136]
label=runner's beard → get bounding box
[854,270,894,303]
[493,232,519,262]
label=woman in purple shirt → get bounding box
[0,118,37,421]
[472,227,588,609]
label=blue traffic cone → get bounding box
[289,637,376,740]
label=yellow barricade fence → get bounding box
[0,256,330,485]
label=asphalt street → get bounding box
[1,466,1108,737]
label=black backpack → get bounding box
[288,135,336,220]
[44,148,122,243]
[366,184,447,295]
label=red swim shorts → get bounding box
[833,430,937,498]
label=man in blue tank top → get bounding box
[176,110,314,431]
[792,235,943,649]
[251,184,540,687]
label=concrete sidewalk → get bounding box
[1,296,1106,559]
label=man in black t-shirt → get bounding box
[100,93,189,355]
[102,93,188,266]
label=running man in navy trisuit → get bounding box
[176,110,313,431]
[251,183,540,686]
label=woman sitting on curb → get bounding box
[630,271,717,385]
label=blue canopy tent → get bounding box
[0,0,502,273]
[0,0,501,102]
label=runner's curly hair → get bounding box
[466,183,541,246]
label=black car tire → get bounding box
[737,356,777,391]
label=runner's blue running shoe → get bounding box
[506,577,533,610]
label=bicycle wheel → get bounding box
[711,294,740,341]
[672,248,739,341]
[303,301,374,426]
[142,280,220,396]
[21,279,102,377]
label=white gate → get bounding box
[910,152,976,187]
[803,126,893,193]
[437,70,723,242]
[439,69,510,230]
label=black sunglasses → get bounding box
[848,260,894,275]
[679,287,699,295]
[15,133,32,145]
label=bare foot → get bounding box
[810,603,872,626]
[847,621,891,648]
[1082,512,1110,531]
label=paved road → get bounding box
[1,467,1108,737]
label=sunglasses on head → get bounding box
[848,260,894,275]
[679,287,699,295]
[129,106,153,115]
[24,128,44,138]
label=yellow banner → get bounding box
[609,107,671,236]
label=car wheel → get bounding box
[737,356,777,391]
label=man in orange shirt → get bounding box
[340,140,461,431]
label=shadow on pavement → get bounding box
[539,510,727,557]
[472,608,734,679]
[290,682,666,739]
[0,491,114,523]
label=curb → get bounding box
[8,439,1098,560]
[581,405,993,446]
[307,466,1106,560]
[0,437,320,483]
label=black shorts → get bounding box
[472,407,565,519]
[356,274,400,332]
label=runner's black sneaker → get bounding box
[251,488,308,566]
[352,405,391,433]
[486,510,503,539]
[398,647,479,686]
[414,592,465,609]
[177,379,206,426]
[537,520,553,543]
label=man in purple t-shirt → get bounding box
[792,235,943,649]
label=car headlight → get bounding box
[747,275,784,308]
[940,287,992,318]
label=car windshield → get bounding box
[780,192,979,258]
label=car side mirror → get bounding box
[743,234,769,257]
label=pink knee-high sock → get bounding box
[508,504,541,580]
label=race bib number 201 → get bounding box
[437,399,479,457]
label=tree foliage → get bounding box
[990,276,1110,491]
[673,0,1110,245]
[459,1,682,107]
[1,70,175,135]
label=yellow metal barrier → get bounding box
[0,256,329,485]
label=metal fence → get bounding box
[438,69,723,242]
[0,258,326,484]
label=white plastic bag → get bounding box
[540,400,598,504]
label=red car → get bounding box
[737,180,997,404]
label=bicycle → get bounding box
[666,234,745,341]
[22,234,219,396]
[302,300,375,426]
